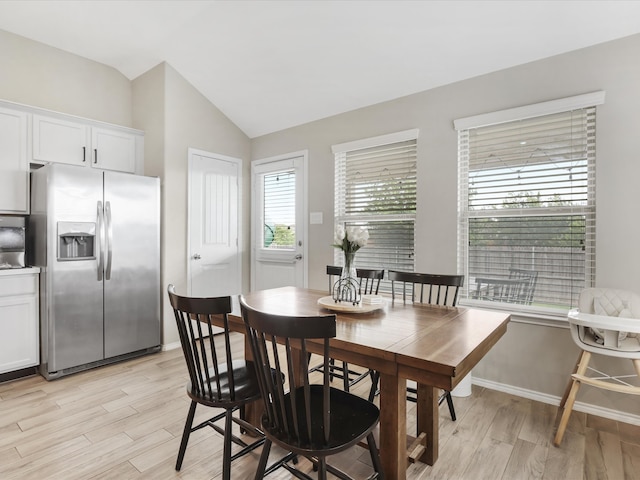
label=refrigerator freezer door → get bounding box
[46,165,104,372]
[103,171,160,358]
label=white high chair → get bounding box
[554,288,640,446]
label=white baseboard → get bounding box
[162,341,181,352]
[473,377,640,426]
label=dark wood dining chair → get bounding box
[356,267,384,295]
[369,271,464,424]
[167,285,265,480]
[240,297,384,480]
[326,265,342,292]
[311,266,381,393]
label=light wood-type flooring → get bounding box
[1,332,639,480]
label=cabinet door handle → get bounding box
[94,148,98,164]
[82,146,86,162]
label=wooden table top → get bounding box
[237,286,511,390]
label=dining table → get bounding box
[229,286,510,479]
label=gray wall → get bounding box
[250,34,640,419]
[0,29,132,126]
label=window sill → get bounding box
[458,299,570,329]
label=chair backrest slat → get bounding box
[356,268,384,295]
[389,270,464,307]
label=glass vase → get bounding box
[333,252,360,304]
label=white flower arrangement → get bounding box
[333,225,369,254]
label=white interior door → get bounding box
[251,152,307,291]
[188,149,241,297]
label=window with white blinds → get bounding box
[456,96,600,313]
[333,131,418,284]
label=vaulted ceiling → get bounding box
[1,1,640,138]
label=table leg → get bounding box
[416,383,439,465]
[379,372,407,479]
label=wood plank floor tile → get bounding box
[621,441,640,480]
[1,435,91,476]
[584,428,625,480]
[619,422,640,447]
[518,399,557,448]
[461,436,513,479]
[501,438,546,480]
[65,429,175,480]
[542,429,584,480]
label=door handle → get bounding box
[295,254,303,260]
[97,201,104,281]
[105,201,113,280]
[193,253,201,260]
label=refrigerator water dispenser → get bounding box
[57,222,96,260]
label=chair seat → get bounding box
[262,385,380,455]
[187,360,262,407]
[578,327,640,352]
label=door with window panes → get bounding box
[251,154,306,291]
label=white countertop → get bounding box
[0,267,40,277]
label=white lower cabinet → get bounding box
[0,270,39,374]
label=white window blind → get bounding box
[263,169,295,249]
[458,106,597,312]
[334,134,417,281]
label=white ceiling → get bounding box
[1,1,640,138]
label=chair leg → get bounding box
[554,350,591,447]
[222,409,233,480]
[633,359,640,379]
[558,350,583,409]
[368,371,380,402]
[444,390,456,421]
[176,400,197,470]
[317,458,327,480]
[366,432,384,478]
[342,362,350,392]
[254,438,272,480]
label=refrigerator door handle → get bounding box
[97,201,104,281]
[105,201,113,280]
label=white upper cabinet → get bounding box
[0,107,28,214]
[32,113,142,174]
[91,127,136,172]
[32,114,90,166]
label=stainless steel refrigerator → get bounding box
[30,163,161,379]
